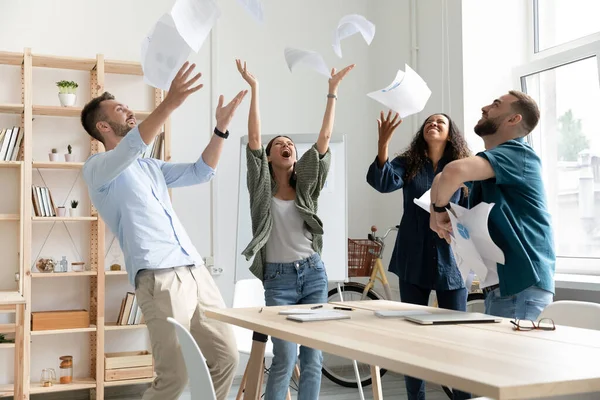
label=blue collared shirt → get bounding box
[367,156,467,291]
[83,127,214,286]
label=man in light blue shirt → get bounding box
[81,62,247,400]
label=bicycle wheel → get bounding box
[321,283,388,388]
[441,291,487,399]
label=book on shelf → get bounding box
[141,132,164,159]
[31,185,57,217]
[116,292,144,325]
[0,126,24,161]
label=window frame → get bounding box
[513,38,600,276]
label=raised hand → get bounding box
[377,110,402,146]
[215,90,248,133]
[164,62,203,109]
[236,59,258,89]
[328,64,355,94]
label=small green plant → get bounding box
[56,80,78,94]
[70,200,78,208]
[67,144,72,154]
[51,148,57,154]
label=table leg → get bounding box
[370,365,383,400]
[245,331,267,400]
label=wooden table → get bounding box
[206,300,600,399]
[0,291,25,400]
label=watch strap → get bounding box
[214,127,229,139]
[433,203,450,213]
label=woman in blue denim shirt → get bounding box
[367,111,472,400]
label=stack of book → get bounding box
[142,132,164,159]
[0,126,23,161]
[116,292,144,325]
[31,185,56,217]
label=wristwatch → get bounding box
[214,127,229,139]
[432,203,450,213]
[327,93,337,99]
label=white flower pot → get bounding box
[58,93,76,107]
[69,208,78,217]
[64,154,75,162]
[49,153,59,161]
[56,207,66,217]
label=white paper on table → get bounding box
[447,202,505,283]
[367,64,432,118]
[414,189,431,212]
[278,309,329,315]
[332,14,376,58]
[141,13,192,91]
[171,0,221,53]
[284,47,331,78]
[236,0,264,23]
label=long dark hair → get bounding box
[265,135,297,189]
[400,113,471,182]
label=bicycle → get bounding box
[321,225,485,399]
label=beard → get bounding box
[108,121,132,137]
[474,117,501,137]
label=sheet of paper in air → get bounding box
[141,13,192,91]
[284,47,331,78]
[236,0,264,23]
[446,202,505,283]
[414,189,431,212]
[332,14,376,58]
[367,64,432,118]
[171,0,221,53]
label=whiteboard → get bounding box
[234,134,348,283]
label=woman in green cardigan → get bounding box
[237,59,354,400]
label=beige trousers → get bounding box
[135,265,238,400]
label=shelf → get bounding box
[33,216,97,221]
[104,377,154,387]
[30,377,97,394]
[105,270,127,276]
[0,51,23,66]
[32,271,96,278]
[33,54,96,71]
[32,161,84,169]
[0,324,16,333]
[33,105,81,117]
[105,323,146,331]
[0,214,19,221]
[0,103,24,114]
[105,60,143,76]
[0,343,15,349]
[0,161,22,168]
[31,325,97,336]
[0,291,24,305]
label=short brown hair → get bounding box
[508,90,540,135]
[81,91,114,144]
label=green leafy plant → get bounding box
[67,144,72,154]
[0,333,14,344]
[70,200,78,209]
[56,80,78,94]
[51,148,57,154]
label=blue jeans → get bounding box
[484,285,553,320]
[263,253,328,400]
[399,281,471,400]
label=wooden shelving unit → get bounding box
[0,48,171,399]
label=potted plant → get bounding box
[65,145,74,162]
[56,80,78,107]
[56,206,66,217]
[49,148,59,161]
[69,200,79,217]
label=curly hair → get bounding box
[400,113,471,182]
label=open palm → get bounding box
[236,59,258,88]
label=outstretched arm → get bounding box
[236,59,261,150]
[316,64,355,155]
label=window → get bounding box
[516,41,600,274]
[535,0,600,52]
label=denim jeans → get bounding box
[399,280,471,400]
[484,285,553,320]
[263,253,328,400]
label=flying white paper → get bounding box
[283,47,331,78]
[332,14,376,58]
[367,64,432,118]
[141,13,192,91]
[236,0,264,23]
[446,202,505,284]
[414,189,431,212]
[171,0,221,53]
